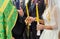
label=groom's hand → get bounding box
[17,7,24,16]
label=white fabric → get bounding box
[58,8,60,31]
[39,0,60,39]
[56,0,60,31]
[25,0,29,5]
[40,6,59,39]
[54,0,60,31]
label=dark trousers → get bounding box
[12,15,27,39]
[29,22,37,39]
[29,22,43,39]
[12,30,23,39]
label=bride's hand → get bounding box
[37,24,44,30]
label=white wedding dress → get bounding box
[40,6,59,39]
[57,0,60,31]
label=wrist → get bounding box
[43,25,45,29]
[19,13,24,17]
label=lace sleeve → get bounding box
[51,6,58,30]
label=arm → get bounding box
[45,6,58,30]
[17,7,27,24]
[44,9,58,30]
[37,6,58,30]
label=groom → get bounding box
[12,0,28,39]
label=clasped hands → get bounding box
[25,17,44,30]
[25,17,35,25]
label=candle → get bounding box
[26,3,29,17]
[36,3,40,36]
[36,3,40,24]
[26,3,30,38]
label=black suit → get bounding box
[12,14,26,39]
[12,0,27,39]
[24,0,45,39]
[12,0,45,39]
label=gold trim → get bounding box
[6,7,15,38]
[11,13,18,30]
[46,11,50,22]
[7,7,18,39]
[0,0,9,12]
[11,13,18,39]
[8,6,15,20]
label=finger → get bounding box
[12,37,15,39]
[37,24,40,26]
[20,7,23,10]
[17,10,20,12]
[20,7,22,9]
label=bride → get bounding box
[37,0,60,39]
[56,0,60,39]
